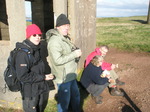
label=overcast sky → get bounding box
[25,1,31,17]
[97,0,149,17]
[25,0,149,18]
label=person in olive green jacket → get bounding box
[46,14,82,112]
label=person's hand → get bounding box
[45,74,54,80]
[108,79,115,83]
[111,64,116,69]
[106,74,111,79]
[74,49,82,57]
[101,70,110,78]
[116,64,118,68]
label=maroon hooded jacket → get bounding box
[84,48,112,70]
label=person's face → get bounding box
[97,59,103,67]
[57,24,70,36]
[100,47,108,56]
[29,34,42,45]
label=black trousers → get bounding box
[22,92,49,112]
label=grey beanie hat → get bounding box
[56,14,70,27]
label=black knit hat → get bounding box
[56,14,70,27]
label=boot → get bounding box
[110,87,124,96]
[91,95,103,104]
[116,79,125,86]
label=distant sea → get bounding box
[26,20,32,22]
[26,17,32,22]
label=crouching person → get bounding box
[80,55,111,104]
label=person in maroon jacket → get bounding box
[84,45,125,96]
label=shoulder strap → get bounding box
[20,48,31,59]
[14,48,32,69]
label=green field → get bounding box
[96,16,150,52]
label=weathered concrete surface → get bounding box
[5,0,26,47]
[0,0,28,109]
[0,41,23,109]
[0,0,97,109]
[69,0,96,68]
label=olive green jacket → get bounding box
[46,29,78,84]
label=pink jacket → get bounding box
[84,48,112,70]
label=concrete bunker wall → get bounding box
[0,0,96,109]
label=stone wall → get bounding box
[0,0,9,40]
[69,0,96,68]
[0,0,97,109]
[32,0,54,37]
[0,0,27,109]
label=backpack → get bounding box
[3,48,31,92]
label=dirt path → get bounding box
[83,48,150,112]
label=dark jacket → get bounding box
[80,62,108,88]
[15,39,51,98]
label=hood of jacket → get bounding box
[46,29,76,49]
[46,29,60,43]
[16,39,40,54]
[95,47,101,54]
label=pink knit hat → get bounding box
[26,24,42,38]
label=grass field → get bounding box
[96,16,150,52]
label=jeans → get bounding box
[57,80,80,112]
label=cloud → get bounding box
[25,0,149,18]
[25,1,31,17]
[97,0,149,17]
